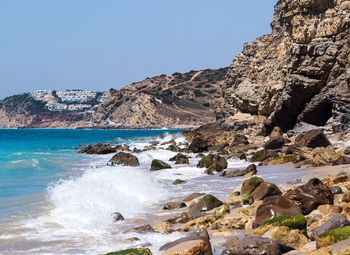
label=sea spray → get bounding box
[46,165,168,233]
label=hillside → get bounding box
[0,68,228,128]
[92,68,227,128]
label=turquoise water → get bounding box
[0,129,182,219]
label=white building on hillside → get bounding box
[31,90,54,101]
[56,90,97,103]
[67,104,91,111]
[46,102,67,111]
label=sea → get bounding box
[0,129,311,255]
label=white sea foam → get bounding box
[43,166,168,233]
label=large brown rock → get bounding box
[241,177,264,197]
[254,195,302,227]
[189,137,210,153]
[197,154,228,172]
[188,194,223,215]
[160,229,212,255]
[283,178,334,214]
[295,130,331,149]
[108,152,140,167]
[251,182,282,201]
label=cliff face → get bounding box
[0,68,227,129]
[223,0,350,134]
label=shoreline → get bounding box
[1,130,350,255]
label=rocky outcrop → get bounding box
[222,0,350,134]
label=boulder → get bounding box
[344,147,350,155]
[130,224,155,233]
[189,137,210,153]
[310,146,338,167]
[108,152,140,167]
[169,153,190,164]
[264,136,285,150]
[251,149,278,162]
[332,155,350,166]
[150,159,172,171]
[262,226,308,249]
[316,226,350,248]
[232,134,249,146]
[283,178,334,214]
[251,182,282,201]
[188,194,223,215]
[197,154,228,172]
[311,214,350,240]
[79,143,116,154]
[112,212,124,222]
[295,129,331,148]
[163,202,186,210]
[232,236,281,255]
[105,248,152,255]
[221,164,257,178]
[167,144,180,152]
[166,212,192,224]
[241,177,264,196]
[183,193,205,202]
[172,179,186,185]
[160,229,212,255]
[254,195,302,227]
[162,139,177,146]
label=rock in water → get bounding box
[197,154,228,172]
[79,143,116,154]
[283,178,334,214]
[150,159,172,171]
[163,202,186,210]
[221,164,257,178]
[295,129,331,148]
[112,212,124,222]
[105,248,152,255]
[189,137,210,153]
[169,153,190,164]
[108,152,140,167]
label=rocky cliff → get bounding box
[222,0,350,134]
[0,68,227,128]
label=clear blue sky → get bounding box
[0,0,277,99]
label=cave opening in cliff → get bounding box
[300,99,333,127]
